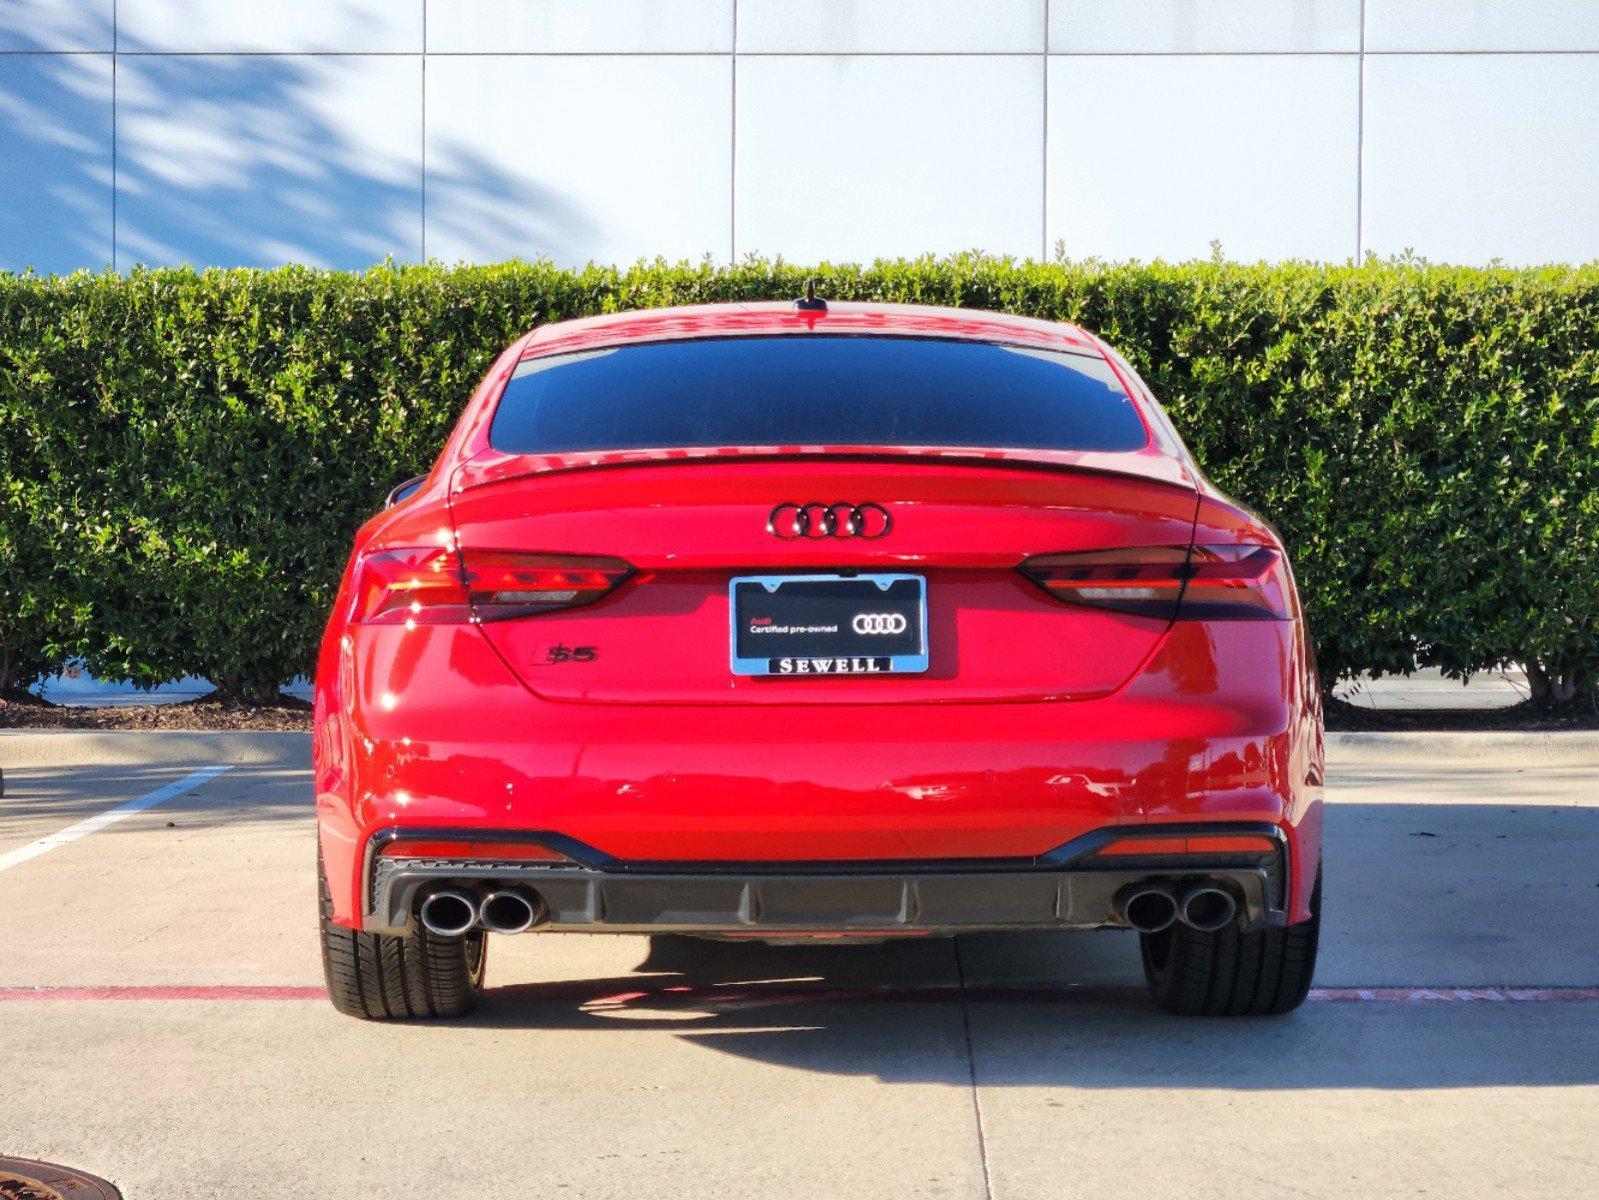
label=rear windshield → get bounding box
[488,335,1149,455]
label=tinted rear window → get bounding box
[489,336,1148,455]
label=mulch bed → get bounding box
[1323,696,1599,732]
[0,694,312,731]
[2,692,1593,734]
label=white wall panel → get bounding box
[1366,1,1599,52]
[0,0,113,51]
[1051,0,1360,53]
[115,55,422,267]
[736,56,1043,262]
[119,0,421,53]
[6,0,1599,273]
[426,56,731,266]
[1047,55,1359,261]
[738,0,1045,54]
[1362,55,1599,264]
[0,54,113,271]
[427,0,732,54]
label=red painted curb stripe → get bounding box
[1309,987,1599,1003]
[0,985,327,1002]
[0,983,1594,1005]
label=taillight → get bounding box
[1020,547,1189,619]
[1179,545,1293,619]
[1020,544,1291,620]
[353,547,632,624]
[353,547,472,624]
[461,551,633,620]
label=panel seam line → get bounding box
[953,938,995,1200]
[1041,0,1050,261]
[111,0,118,270]
[1356,0,1367,260]
[730,0,738,261]
[421,0,428,261]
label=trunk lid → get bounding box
[449,457,1198,706]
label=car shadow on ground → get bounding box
[443,930,1599,1091]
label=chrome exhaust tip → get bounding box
[1112,883,1178,934]
[418,888,479,938]
[1178,883,1237,932]
[478,888,545,935]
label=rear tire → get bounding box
[1140,868,1320,1016]
[318,848,486,1020]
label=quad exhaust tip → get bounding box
[418,888,479,938]
[1178,883,1237,932]
[1113,883,1178,934]
[1114,880,1239,934]
[479,888,547,935]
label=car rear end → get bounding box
[314,303,1324,1020]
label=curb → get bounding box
[0,728,309,770]
[4,727,1597,764]
[1327,729,1599,762]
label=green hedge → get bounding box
[2,256,1596,704]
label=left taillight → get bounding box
[353,546,473,624]
[353,547,633,624]
[1020,544,1292,620]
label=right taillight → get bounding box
[1179,544,1293,619]
[1019,547,1190,620]
[1020,544,1291,620]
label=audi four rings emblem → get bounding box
[768,502,892,539]
[851,612,908,635]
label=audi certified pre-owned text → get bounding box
[315,299,1323,1020]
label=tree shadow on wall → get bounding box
[0,21,115,272]
[0,5,598,271]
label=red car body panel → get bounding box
[451,461,1197,706]
[314,303,1324,935]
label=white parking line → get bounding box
[0,765,232,874]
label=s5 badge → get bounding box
[544,643,597,664]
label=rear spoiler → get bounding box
[452,443,1198,495]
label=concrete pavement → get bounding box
[1,730,1595,1199]
[29,665,1524,710]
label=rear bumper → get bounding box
[317,619,1324,927]
[363,823,1290,936]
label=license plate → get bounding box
[729,573,928,677]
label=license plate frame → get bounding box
[729,573,929,677]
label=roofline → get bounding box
[511,329,1111,372]
[516,301,1099,361]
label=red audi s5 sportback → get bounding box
[314,298,1324,1020]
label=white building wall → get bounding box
[3,1,1598,273]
